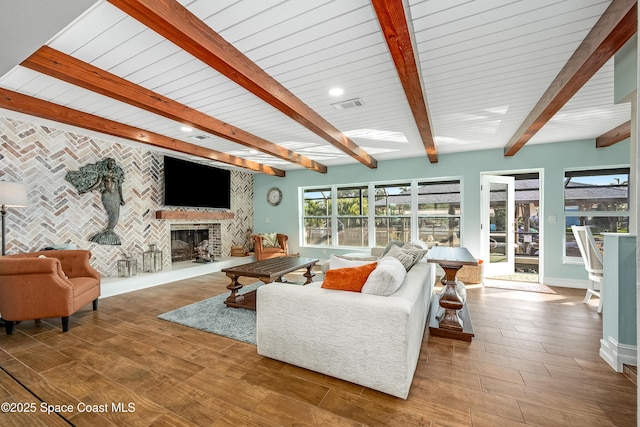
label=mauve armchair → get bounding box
[0,249,101,334]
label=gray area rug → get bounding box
[158,282,263,345]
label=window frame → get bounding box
[336,185,369,248]
[301,187,333,247]
[416,180,462,248]
[373,182,413,247]
[563,166,630,262]
[300,177,463,249]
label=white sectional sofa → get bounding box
[256,258,435,399]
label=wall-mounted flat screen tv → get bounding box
[163,156,231,209]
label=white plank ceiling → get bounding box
[0,0,632,173]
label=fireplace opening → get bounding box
[170,223,220,263]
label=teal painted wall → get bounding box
[618,236,637,344]
[602,234,637,346]
[254,138,630,283]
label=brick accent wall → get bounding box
[0,117,254,277]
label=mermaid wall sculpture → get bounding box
[66,158,125,245]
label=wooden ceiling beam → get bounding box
[372,0,438,163]
[107,0,377,169]
[22,46,326,174]
[596,120,631,147]
[504,0,637,156]
[0,88,285,177]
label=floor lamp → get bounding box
[0,181,29,256]
[0,181,28,328]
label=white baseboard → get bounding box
[600,336,637,372]
[100,256,254,298]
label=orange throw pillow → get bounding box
[321,262,377,292]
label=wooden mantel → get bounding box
[155,210,235,220]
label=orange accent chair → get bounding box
[0,249,101,334]
[253,234,288,261]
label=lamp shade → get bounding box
[0,181,28,208]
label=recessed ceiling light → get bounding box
[249,149,258,154]
[180,126,193,132]
[328,87,344,97]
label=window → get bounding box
[337,186,368,247]
[417,181,461,247]
[301,178,462,248]
[303,188,332,246]
[564,168,629,258]
[374,183,411,247]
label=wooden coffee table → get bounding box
[222,257,319,310]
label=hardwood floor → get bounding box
[0,272,636,426]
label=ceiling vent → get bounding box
[191,134,211,140]
[331,98,364,110]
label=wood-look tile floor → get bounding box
[0,272,635,426]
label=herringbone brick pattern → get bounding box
[1,117,253,277]
[228,170,254,250]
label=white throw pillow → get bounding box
[329,254,377,270]
[361,256,407,296]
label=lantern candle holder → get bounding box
[143,243,163,272]
[117,255,137,277]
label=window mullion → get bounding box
[411,180,418,241]
[331,185,337,246]
[368,183,375,247]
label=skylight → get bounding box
[343,129,408,143]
